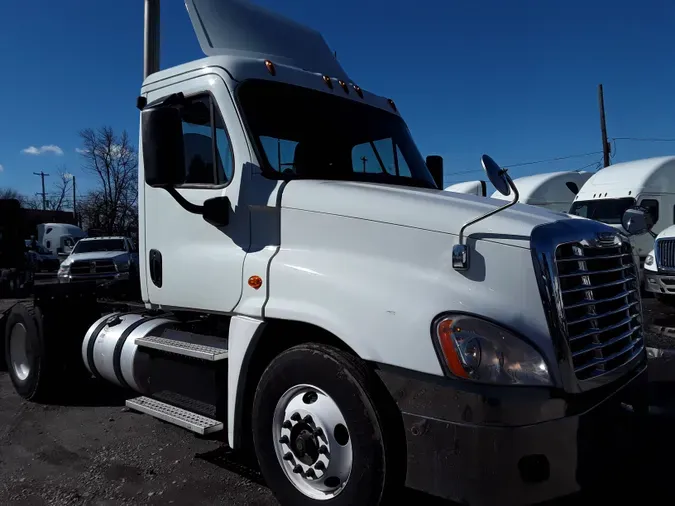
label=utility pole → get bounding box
[144,0,160,79]
[72,175,77,219]
[598,84,611,168]
[33,171,50,210]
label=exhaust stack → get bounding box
[144,0,160,79]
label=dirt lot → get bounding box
[0,298,674,506]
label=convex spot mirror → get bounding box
[622,206,654,236]
[481,154,511,196]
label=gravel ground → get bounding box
[0,298,674,506]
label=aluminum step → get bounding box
[135,334,228,361]
[126,396,223,435]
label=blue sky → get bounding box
[1,0,674,202]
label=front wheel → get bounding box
[252,344,403,506]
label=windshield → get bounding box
[569,197,636,224]
[72,239,125,254]
[237,80,437,189]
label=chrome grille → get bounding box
[70,259,117,275]
[555,239,643,381]
[656,238,675,269]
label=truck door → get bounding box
[142,74,250,312]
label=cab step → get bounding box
[126,396,223,435]
[135,329,228,361]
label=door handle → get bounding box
[149,249,163,288]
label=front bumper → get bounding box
[58,271,130,284]
[644,270,675,295]
[376,359,648,506]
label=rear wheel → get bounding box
[252,343,403,506]
[4,302,49,400]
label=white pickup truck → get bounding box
[1,1,650,505]
[57,236,138,284]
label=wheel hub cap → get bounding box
[272,384,353,500]
[9,323,31,381]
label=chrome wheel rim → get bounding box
[272,384,352,500]
[9,323,31,381]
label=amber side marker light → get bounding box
[322,75,333,89]
[353,84,364,98]
[265,60,276,76]
[436,319,469,379]
[388,98,397,112]
[248,275,263,290]
[338,80,349,94]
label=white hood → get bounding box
[64,251,128,264]
[657,225,675,240]
[281,180,574,248]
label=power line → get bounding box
[612,137,675,142]
[444,150,603,178]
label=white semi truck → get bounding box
[0,1,650,505]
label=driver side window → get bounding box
[178,94,234,186]
[640,199,659,224]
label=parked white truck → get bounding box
[570,156,675,268]
[0,1,649,505]
[643,225,675,304]
[492,170,592,213]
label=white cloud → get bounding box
[21,144,64,156]
[75,148,88,154]
[0,164,4,172]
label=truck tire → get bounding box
[3,302,51,401]
[252,343,403,506]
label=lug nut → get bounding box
[293,465,303,474]
[291,412,302,422]
[305,468,316,479]
[279,435,289,445]
[314,427,324,438]
[282,420,292,429]
[315,461,326,471]
[283,452,294,461]
[318,445,328,455]
[303,414,313,424]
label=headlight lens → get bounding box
[115,259,130,272]
[645,254,654,266]
[434,315,552,386]
[57,263,70,275]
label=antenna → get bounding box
[144,0,160,79]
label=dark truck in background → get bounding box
[0,199,34,298]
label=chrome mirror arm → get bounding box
[452,170,520,271]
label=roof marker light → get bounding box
[353,84,364,98]
[338,80,349,94]
[388,99,397,112]
[322,75,333,89]
[265,60,276,76]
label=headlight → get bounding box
[115,259,130,272]
[645,254,654,266]
[433,315,552,386]
[57,263,70,276]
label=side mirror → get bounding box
[622,206,654,236]
[426,155,444,189]
[202,196,230,227]
[142,106,185,188]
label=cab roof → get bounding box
[575,156,675,200]
[491,171,592,204]
[142,0,396,114]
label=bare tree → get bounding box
[0,188,27,204]
[78,127,138,234]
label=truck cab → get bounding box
[569,156,675,268]
[445,179,487,196]
[492,170,592,213]
[1,1,649,505]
